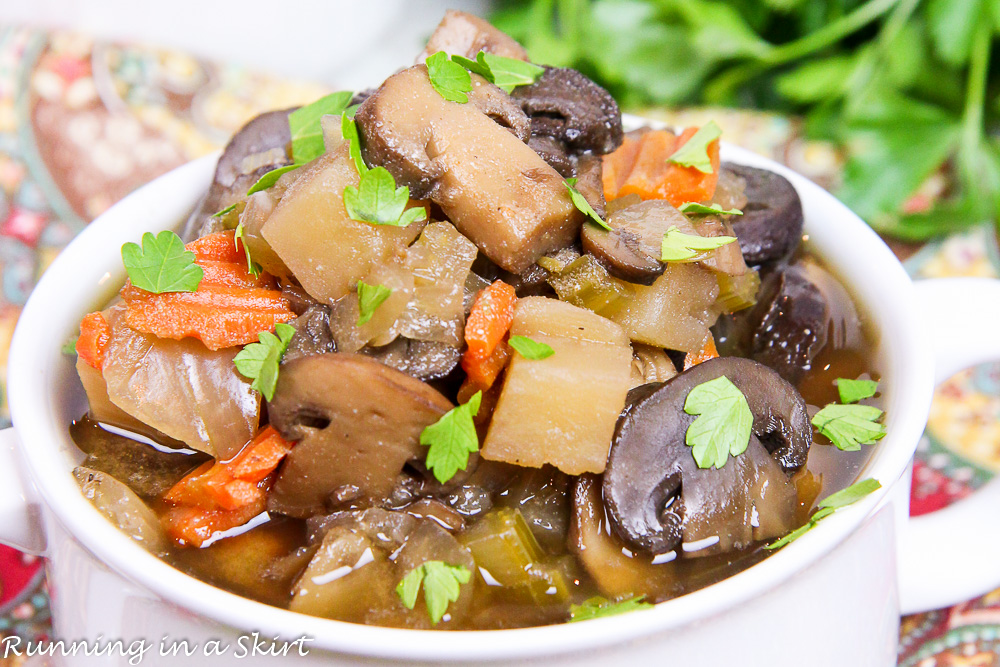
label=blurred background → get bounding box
[0,1,997,665]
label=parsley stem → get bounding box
[960,21,990,160]
[705,0,901,102]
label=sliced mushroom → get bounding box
[603,357,809,555]
[528,135,575,177]
[512,67,623,155]
[267,353,453,518]
[581,199,688,284]
[721,163,804,266]
[362,338,461,381]
[417,9,530,63]
[182,109,294,240]
[356,66,582,273]
[749,260,863,384]
[282,304,335,364]
[468,83,530,142]
[575,153,606,219]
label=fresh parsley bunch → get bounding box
[493,0,1000,241]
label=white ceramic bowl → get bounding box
[4,127,1000,666]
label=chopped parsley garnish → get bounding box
[234,223,262,278]
[213,203,237,218]
[356,280,392,326]
[660,226,737,262]
[508,335,554,360]
[341,113,368,175]
[121,231,203,294]
[396,561,471,625]
[420,391,482,483]
[836,378,879,404]
[246,164,300,195]
[679,201,743,216]
[568,596,653,622]
[288,91,353,164]
[62,336,79,356]
[811,403,886,451]
[565,177,610,230]
[233,322,296,402]
[343,166,428,227]
[451,52,545,92]
[766,478,881,550]
[426,51,472,103]
[683,375,753,469]
[667,121,722,174]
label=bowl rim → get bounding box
[7,119,935,661]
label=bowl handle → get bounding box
[0,427,45,555]
[898,278,1000,614]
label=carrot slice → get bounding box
[461,281,516,389]
[602,132,645,201]
[164,426,293,513]
[76,312,111,369]
[609,127,721,207]
[463,340,511,391]
[160,500,265,548]
[684,336,719,370]
[120,231,294,350]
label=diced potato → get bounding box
[101,306,259,459]
[481,297,632,474]
[261,145,425,302]
[610,264,720,353]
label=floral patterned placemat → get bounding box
[0,25,997,666]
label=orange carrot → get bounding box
[684,336,719,370]
[464,340,511,391]
[461,281,516,389]
[121,231,295,350]
[164,426,293,513]
[161,501,266,548]
[76,312,111,369]
[605,127,721,207]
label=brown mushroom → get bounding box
[356,65,583,273]
[602,357,808,556]
[182,109,294,240]
[468,83,530,142]
[417,9,530,63]
[267,353,453,518]
[581,199,688,284]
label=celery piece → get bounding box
[459,507,568,603]
[547,255,632,317]
[715,270,761,314]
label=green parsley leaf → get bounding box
[765,478,881,550]
[343,166,428,227]
[395,561,471,624]
[451,52,544,93]
[288,91,353,164]
[683,375,753,469]
[667,120,722,173]
[426,51,472,103]
[679,201,743,216]
[246,164,300,195]
[568,596,653,622]
[661,225,737,262]
[213,203,237,218]
[356,280,392,326]
[508,335,554,360]
[836,378,879,404]
[341,113,368,175]
[811,403,886,452]
[232,322,296,402]
[420,391,482,483]
[233,223,261,278]
[565,177,610,230]
[121,231,203,294]
[62,336,78,356]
